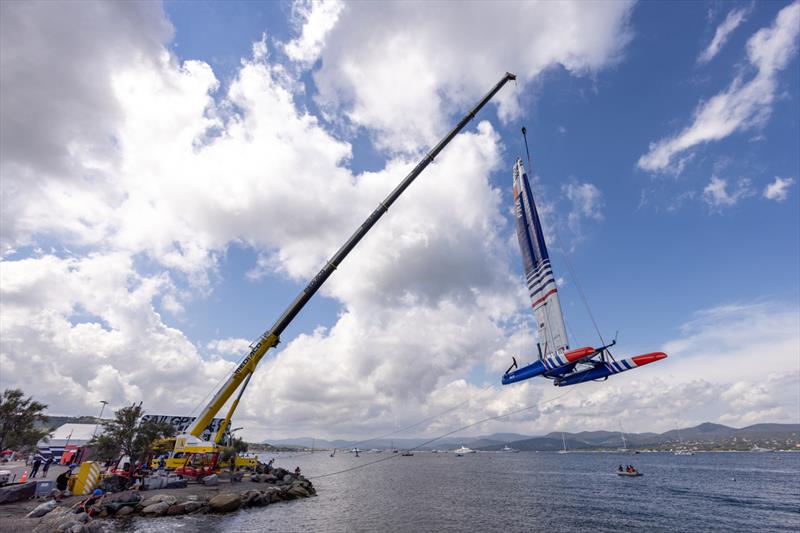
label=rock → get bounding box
[262,474,278,483]
[65,524,84,533]
[166,477,187,489]
[98,475,129,493]
[115,506,135,517]
[201,474,218,486]
[27,499,57,518]
[0,481,37,503]
[240,490,262,507]
[86,523,105,533]
[272,467,289,479]
[141,501,170,516]
[76,512,90,523]
[52,519,79,533]
[208,493,241,513]
[182,500,204,513]
[140,494,177,507]
[289,484,310,498]
[166,503,186,516]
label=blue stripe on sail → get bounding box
[521,170,550,264]
[528,278,557,298]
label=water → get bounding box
[129,452,800,532]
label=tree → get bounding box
[219,436,249,471]
[89,403,175,465]
[0,389,49,451]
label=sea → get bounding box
[127,451,799,532]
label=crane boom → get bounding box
[185,72,517,438]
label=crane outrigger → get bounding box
[172,72,518,465]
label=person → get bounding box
[56,469,71,492]
[618,465,623,472]
[75,488,105,516]
[158,456,166,471]
[42,457,53,477]
[30,454,43,478]
[294,466,301,476]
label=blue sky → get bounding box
[1,1,797,440]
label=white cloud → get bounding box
[638,2,800,173]
[698,7,749,64]
[0,253,232,415]
[562,181,604,236]
[312,1,634,153]
[0,1,522,438]
[0,1,173,254]
[702,175,754,210]
[281,0,345,68]
[1,2,794,442]
[207,338,252,357]
[763,176,795,201]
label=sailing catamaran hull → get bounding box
[554,352,667,387]
[501,346,594,385]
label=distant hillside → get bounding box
[37,415,103,430]
[509,423,800,452]
[265,423,800,452]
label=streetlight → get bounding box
[93,400,109,438]
[229,427,243,447]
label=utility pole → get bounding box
[93,400,109,437]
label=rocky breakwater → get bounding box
[28,468,316,532]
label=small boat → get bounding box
[500,445,519,453]
[617,470,643,477]
[673,450,694,456]
[401,452,414,456]
[454,446,475,456]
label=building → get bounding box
[39,423,102,462]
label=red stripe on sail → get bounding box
[531,288,558,308]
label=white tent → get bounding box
[40,423,103,460]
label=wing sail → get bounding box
[513,158,569,358]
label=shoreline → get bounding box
[0,464,315,533]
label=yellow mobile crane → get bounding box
[173,73,518,468]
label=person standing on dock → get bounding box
[42,456,53,477]
[30,454,43,478]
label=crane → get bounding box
[173,72,518,461]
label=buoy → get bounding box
[20,470,28,482]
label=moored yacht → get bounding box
[454,446,476,456]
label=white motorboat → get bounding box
[454,446,476,457]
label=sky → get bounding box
[0,0,798,442]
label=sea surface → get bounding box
[128,451,799,532]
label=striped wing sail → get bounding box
[513,158,569,358]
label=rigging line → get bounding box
[263,398,472,461]
[519,126,606,348]
[188,348,253,418]
[309,383,589,481]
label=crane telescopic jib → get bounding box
[176,72,517,451]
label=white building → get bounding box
[39,423,102,461]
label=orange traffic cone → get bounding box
[20,470,28,482]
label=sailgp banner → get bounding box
[140,415,229,442]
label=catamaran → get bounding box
[501,135,666,388]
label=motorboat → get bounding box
[500,445,519,453]
[454,446,475,457]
